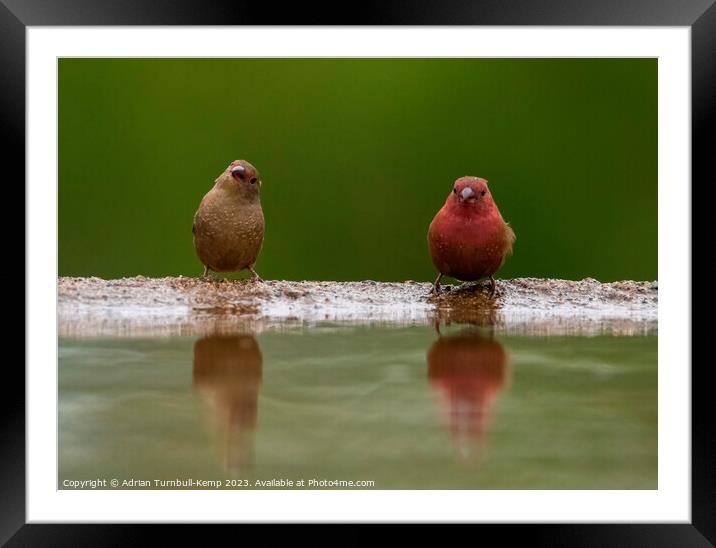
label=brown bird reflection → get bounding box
[193,334,262,475]
[427,328,509,463]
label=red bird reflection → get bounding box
[193,334,262,475]
[427,329,509,463]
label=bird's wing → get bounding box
[192,210,199,235]
[504,223,516,255]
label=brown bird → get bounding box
[428,176,515,295]
[193,160,265,279]
[193,334,263,475]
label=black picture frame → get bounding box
[5,0,711,542]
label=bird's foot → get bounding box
[430,273,444,295]
[433,317,442,335]
[248,267,264,283]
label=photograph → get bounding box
[56,57,658,491]
[7,4,707,537]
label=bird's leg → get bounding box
[430,273,443,294]
[489,275,496,297]
[202,265,210,278]
[248,266,264,282]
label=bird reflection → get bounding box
[427,328,509,463]
[193,334,262,475]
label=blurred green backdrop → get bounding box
[59,58,656,282]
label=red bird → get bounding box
[428,176,515,294]
[427,330,509,462]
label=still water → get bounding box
[59,324,657,489]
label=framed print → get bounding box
[5,0,712,542]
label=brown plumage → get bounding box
[193,334,263,475]
[193,159,265,279]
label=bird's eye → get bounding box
[453,188,457,194]
[481,190,486,196]
[250,177,258,185]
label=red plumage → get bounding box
[428,176,515,292]
[427,330,509,461]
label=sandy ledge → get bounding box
[58,276,658,337]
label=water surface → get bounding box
[59,323,657,489]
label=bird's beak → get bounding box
[460,187,475,201]
[231,165,245,180]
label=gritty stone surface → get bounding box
[58,276,657,337]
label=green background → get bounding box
[58,58,657,282]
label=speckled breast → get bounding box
[428,214,508,281]
[194,200,265,272]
